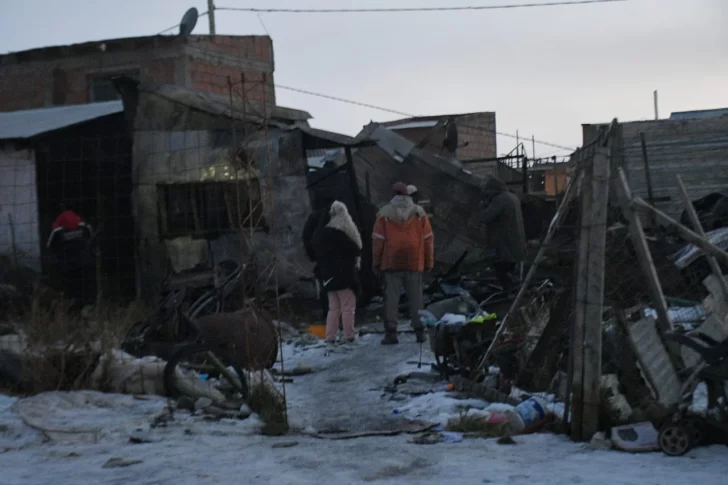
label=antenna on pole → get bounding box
[653,90,659,120]
[208,0,217,35]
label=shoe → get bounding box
[381,333,399,345]
[415,330,426,344]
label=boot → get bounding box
[415,330,426,343]
[381,333,399,345]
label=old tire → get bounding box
[659,423,692,456]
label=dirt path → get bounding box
[282,332,433,433]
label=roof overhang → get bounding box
[0,101,124,141]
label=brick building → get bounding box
[0,34,276,112]
[380,111,497,161]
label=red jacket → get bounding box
[372,196,434,272]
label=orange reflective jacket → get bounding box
[372,197,434,272]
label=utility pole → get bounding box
[208,0,216,36]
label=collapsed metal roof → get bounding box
[0,101,123,141]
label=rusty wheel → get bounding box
[659,423,692,457]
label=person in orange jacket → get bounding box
[372,182,434,345]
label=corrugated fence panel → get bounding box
[621,117,728,220]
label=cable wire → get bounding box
[158,10,209,35]
[217,0,626,14]
[275,84,575,151]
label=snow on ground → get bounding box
[1,331,728,484]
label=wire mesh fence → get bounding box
[0,73,291,433]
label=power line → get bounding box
[217,0,625,14]
[275,84,575,151]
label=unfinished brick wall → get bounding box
[384,112,497,162]
[0,66,47,111]
[0,35,275,112]
[185,35,275,106]
[456,113,497,160]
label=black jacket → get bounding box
[311,226,361,293]
[303,208,329,263]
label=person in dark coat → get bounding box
[311,201,362,345]
[302,196,335,318]
[480,177,526,293]
[46,205,96,306]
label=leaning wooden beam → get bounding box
[475,167,581,377]
[633,199,728,268]
[676,175,728,301]
[614,168,672,334]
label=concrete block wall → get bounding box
[0,35,275,112]
[0,145,40,270]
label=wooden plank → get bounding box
[581,147,610,440]
[571,162,592,441]
[628,317,682,407]
[614,168,672,334]
[633,198,728,267]
[676,175,728,302]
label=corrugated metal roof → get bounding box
[307,148,343,168]
[0,101,123,140]
[669,108,728,120]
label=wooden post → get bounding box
[676,175,728,300]
[639,133,656,226]
[345,147,364,229]
[7,213,17,267]
[614,168,672,334]
[207,0,216,35]
[580,147,610,440]
[571,158,593,441]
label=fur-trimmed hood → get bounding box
[378,195,426,222]
[326,201,362,250]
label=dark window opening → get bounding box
[157,181,266,240]
[89,70,140,102]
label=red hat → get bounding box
[392,182,408,196]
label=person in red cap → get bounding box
[372,182,434,345]
[47,203,96,306]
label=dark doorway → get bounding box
[34,114,136,302]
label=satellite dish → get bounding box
[179,7,199,38]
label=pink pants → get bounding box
[326,289,357,343]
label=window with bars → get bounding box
[157,180,266,239]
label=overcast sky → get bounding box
[2,0,727,157]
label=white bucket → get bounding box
[515,397,548,431]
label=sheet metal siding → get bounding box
[0,101,123,140]
[621,117,728,220]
